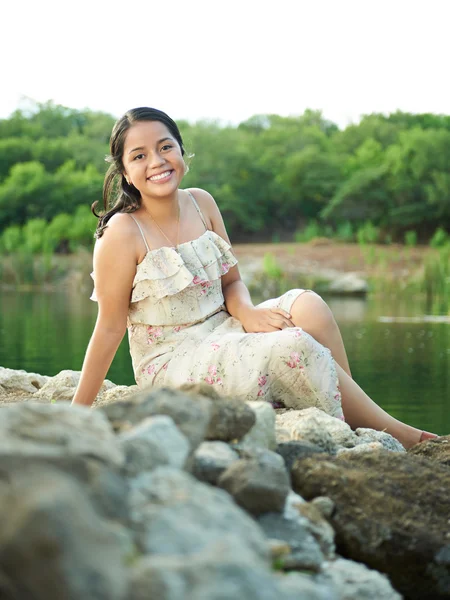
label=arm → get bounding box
[71,214,138,407]
[189,188,294,333]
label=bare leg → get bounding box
[290,291,424,448]
[290,291,352,376]
[335,362,423,449]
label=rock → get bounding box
[94,384,139,408]
[323,557,402,599]
[129,536,325,600]
[337,441,384,456]
[291,451,450,599]
[0,366,49,394]
[276,408,405,456]
[192,440,240,485]
[284,489,306,514]
[218,449,291,516]
[276,409,339,454]
[102,387,211,452]
[278,572,338,600]
[240,400,277,450]
[128,466,270,561]
[118,415,190,477]
[257,513,325,572]
[0,403,124,468]
[277,440,328,474]
[408,434,450,466]
[0,453,130,525]
[355,428,406,452]
[283,492,336,559]
[311,496,336,519]
[34,369,115,402]
[295,502,336,559]
[327,273,368,295]
[0,462,128,600]
[181,382,256,441]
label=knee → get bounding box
[291,292,336,334]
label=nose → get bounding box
[148,150,165,169]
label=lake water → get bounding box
[0,289,449,435]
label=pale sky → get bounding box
[2,0,449,128]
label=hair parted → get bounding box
[92,107,186,238]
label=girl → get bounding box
[71,107,438,449]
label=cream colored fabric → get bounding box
[90,216,343,418]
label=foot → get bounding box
[419,430,439,443]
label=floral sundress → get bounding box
[91,191,343,419]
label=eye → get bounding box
[161,144,173,151]
[133,153,144,160]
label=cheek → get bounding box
[128,161,145,175]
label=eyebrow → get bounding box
[128,137,173,155]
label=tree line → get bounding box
[1,100,449,244]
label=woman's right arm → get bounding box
[71,214,139,407]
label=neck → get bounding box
[140,189,180,221]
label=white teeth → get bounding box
[149,170,171,181]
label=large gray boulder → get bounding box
[257,512,325,572]
[118,415,190,477]
[0,403,124,467]
[129,536,335,600]
[101,387,211,453]
[34,369,115,402]
[323,558,402,600]
[128,466,270,561]
[0,462,128,600]
[0,366,48,394]
[192,440,240,485]
[218,449,291,516]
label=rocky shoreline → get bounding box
[0,366,449,599]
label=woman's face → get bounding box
[122,120,186,198]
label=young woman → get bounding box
[71,107,438,449]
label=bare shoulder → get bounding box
[186,187,218,208]
[186,188,220,223]
[97,212,139,244]
[186,187,231,244]
[94,212,140,261]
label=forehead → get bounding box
[123,120,173,152]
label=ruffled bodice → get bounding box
[91,229,237,327]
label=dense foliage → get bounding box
[1,101,449,248]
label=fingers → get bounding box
[270,308,295,328]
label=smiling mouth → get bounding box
[148,170,173,182]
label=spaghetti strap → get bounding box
[129,214,151,253]
[186,190,209,231]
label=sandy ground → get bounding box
[232,239,432,279]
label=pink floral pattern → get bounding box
[117,215,344,421]
[257,374,268,397]
[147,326,163,345]
[204,364,223,386]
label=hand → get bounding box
[239,306,295,333]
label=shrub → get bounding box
[69,204,97,251]
[23,218,48,254]
[404,230,418,247]
[263,252,283,280]
[429,227,449,249]
[336,221,354,242]
[1,225,23,253]
[356,221,380,245]
[294,220,323,243]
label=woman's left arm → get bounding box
[189,188,294,333]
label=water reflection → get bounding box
[0,290,448,435]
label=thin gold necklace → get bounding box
[143,199,180,248]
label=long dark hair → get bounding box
[93,107,185,238]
